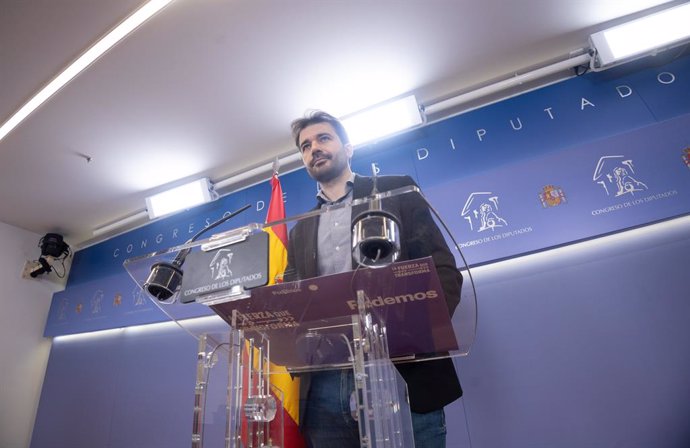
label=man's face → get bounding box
[298,122,353,183]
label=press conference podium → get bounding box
[124,185,477,448]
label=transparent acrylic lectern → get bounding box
[124,185,477,448]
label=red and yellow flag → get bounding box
[265,173,288,285]
[263,173,305,448]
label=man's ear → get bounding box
[345,143,354,160]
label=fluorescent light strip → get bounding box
[342,95,423,147]
[52,315,225,342]
[423,52,591,116]
[145,177,214,219]
[590,2,690,69]
[53,327,125,343]
[93,210,149,236]
[602,3,690,60]
[0,0,174,142]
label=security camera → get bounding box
[40,233,70,258]
[29,233,70,278]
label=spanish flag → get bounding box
[265,173,288,285]
[264,172,305,447]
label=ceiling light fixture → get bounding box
[91,152,304,238]
[341,95,423,147]
[0,0,174,142]
[589,2,690,70]
[145,178,215,220]
[422,52,591,116]
[92,210,150,237]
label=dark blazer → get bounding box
[285,174,463,416]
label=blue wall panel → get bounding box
[451,217,690,448]
[32,325,197,448]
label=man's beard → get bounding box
[307,156,345,183]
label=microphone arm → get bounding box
[171,203,251,267]
[369,164,383,213]
[145,204,251,302]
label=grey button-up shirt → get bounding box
[316,174,355,276]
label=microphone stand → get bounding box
[144,204,251,302]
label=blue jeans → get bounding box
[302,370,446,448]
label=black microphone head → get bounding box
[144,262,183,302]
[352,208,401,268]
[359,237,395,261]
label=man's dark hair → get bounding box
[291,110,350,148]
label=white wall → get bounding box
[0,222,58,448]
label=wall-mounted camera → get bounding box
[25,233,71,278]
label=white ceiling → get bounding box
[0,0,681,247]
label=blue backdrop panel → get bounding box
[31,324,197,448]
[44,273,168,336]
[425,113,690,265]
[451,217,690,448]
[44,53,690,336]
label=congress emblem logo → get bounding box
[210,249,234,280]
[593,155,648,197]
[682,147,690,169]
[91,290,104,315]
[460,192,508,232]
[539,185,566,208]
[132,285,147,306]
[58,298,69,320]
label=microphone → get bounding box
[351,164,401,268]
[144,204,252,302]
